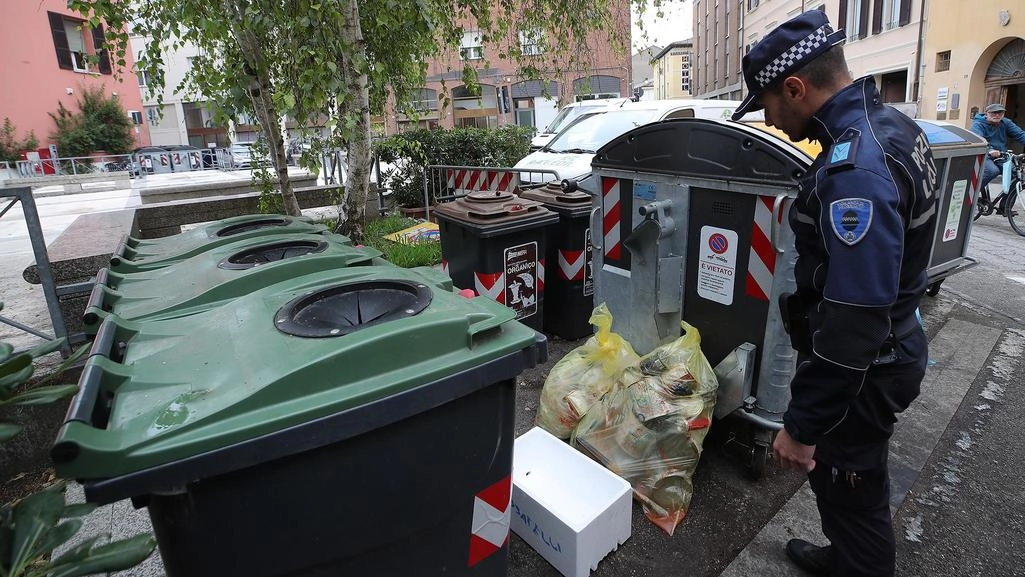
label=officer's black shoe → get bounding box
[785,538,832,576]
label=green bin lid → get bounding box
[84,233,382,332]
[53,265,542,491]
[114,214,332,272]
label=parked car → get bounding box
[229,141,269,169]
[514,99,762,194]
[530,98,631,150]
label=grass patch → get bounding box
[363,214,442,269]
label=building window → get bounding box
[128,110,143,125]
[519,28,543,56]
[460,31,483,61]
[409,88,439,113]
[883,0,902,29]
[935,51,951,72]
[145,106,161,126]
[136,69,150,87]
[48,12,112,74]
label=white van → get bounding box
[530,98,631,150]
[516,99,762,193]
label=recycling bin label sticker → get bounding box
[634,181,657,201]
[697,226,738,305]
[505,242,538,319]
[942,179,968,243]
[584,229,594,296]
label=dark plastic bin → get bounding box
[434,191,558,331]
[519,183,595,339]
[52,265,545,577]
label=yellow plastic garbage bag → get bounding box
[535,303,639,439]
[572,321,719,535]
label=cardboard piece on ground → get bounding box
[384,222,439,244]
[512,427,632,577]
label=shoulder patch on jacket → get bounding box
[826,129,860,173]
[830,198,873,246]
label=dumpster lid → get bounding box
[274,280,433,337]
[218,239,330,270]
[518,182,592,213]
[213,217,291,237]
[51,265,546,495]
[914,119,987,147]
[433,191,555,225]
[593,118,811,185]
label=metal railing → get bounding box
[422,164,562,220]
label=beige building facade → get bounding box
[651,41,695,99]
[692,0,744,100]
[919,3,1024,133]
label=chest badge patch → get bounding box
[830,198,873,246]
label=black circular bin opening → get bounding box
[213,218,291,237]
[275,280,433,337]
[218,240,329,270]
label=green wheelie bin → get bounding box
[111,214,331,273]
[52,264,546,577]
[83,232,383,335]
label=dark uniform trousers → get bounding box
[807,327,928,577]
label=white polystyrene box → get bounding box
[511,427,632,577]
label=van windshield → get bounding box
[543,107,584,135]
[547,109,658,153]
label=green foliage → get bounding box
[363,215,442,268]
[374,125,532,208]
[0,119,39,164]
[47,87,134,157]
[0,326,156,576]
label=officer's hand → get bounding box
[773,429,816,472]
[990,150,1002,158]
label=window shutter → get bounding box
[858,0,870,39]
[872,0,883,35]
[899,0,912,27]
[92,25,112,75]
[837,0,848,32]
[48,12,73,70]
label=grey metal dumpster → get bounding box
[590,118,813,475]
[913,120,989,296]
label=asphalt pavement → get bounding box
[2,172,1023,577]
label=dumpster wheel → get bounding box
[926,280,942,297]
[749,442,771,480]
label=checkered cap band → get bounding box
[754,25,830,88]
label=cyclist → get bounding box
[971,103,1025,214]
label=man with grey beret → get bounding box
[971,102,1025,214]
[733,10,938,577]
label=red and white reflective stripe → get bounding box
[745,196,777,302]
[969,154,985,206]
[467,475,512,567]
[474,272,505,304]
[441,260,449,277]
[537,258,545,292]
[447,169,517,194]
[558,249,585,280]
[602,177,621,260]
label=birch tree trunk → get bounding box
[227,2,301,216]
[334,0,372,243]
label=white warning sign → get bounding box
[941,179,968,243]
[697,226,738,305]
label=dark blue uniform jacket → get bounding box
[783,77,938,449]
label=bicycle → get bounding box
[974,151,1025,237]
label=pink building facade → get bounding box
[0,0,151,154]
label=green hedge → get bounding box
[373,125,533,208]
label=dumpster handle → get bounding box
[770,194,789,254]
[589,206,602,250]
[83,268,111,326]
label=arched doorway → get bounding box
[983,38,1025,134]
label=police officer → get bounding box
[732,11,937,577]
